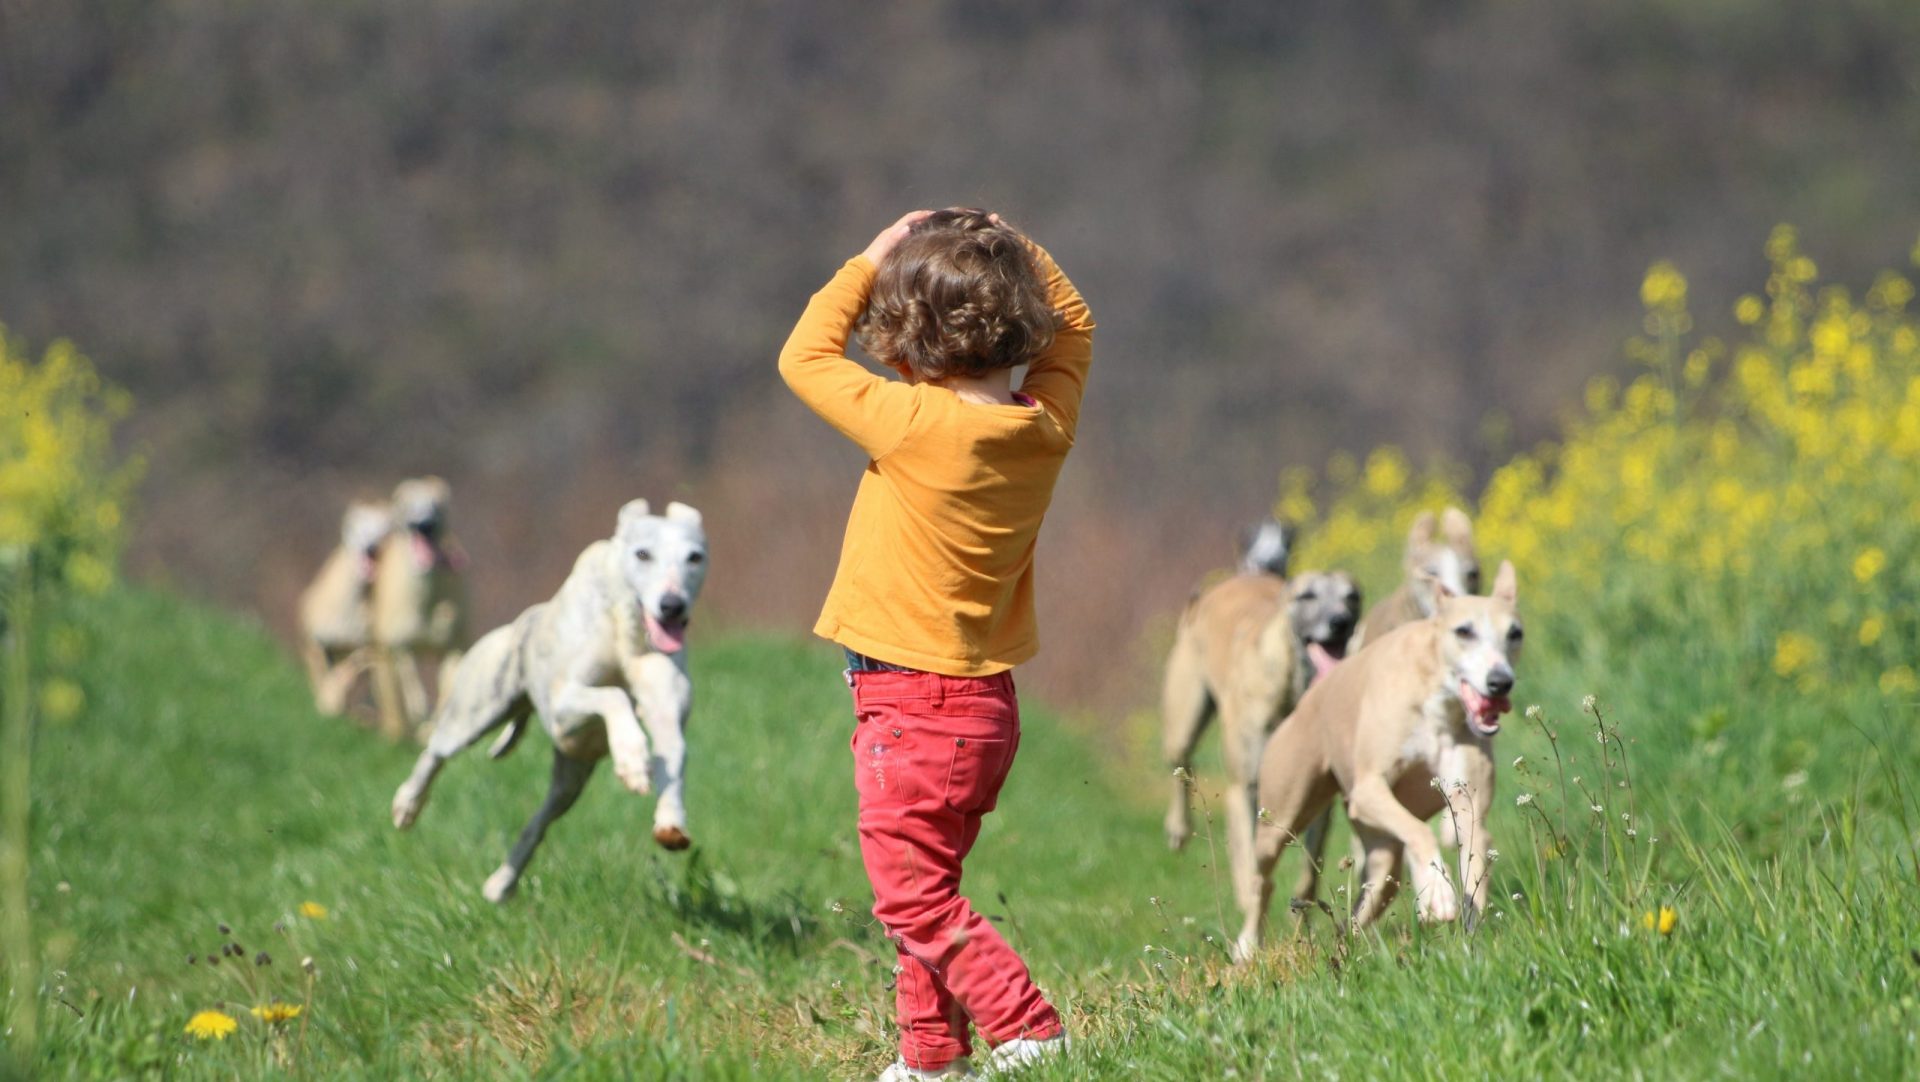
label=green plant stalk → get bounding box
[1,570,36,1055]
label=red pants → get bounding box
[849,668,1063,1070]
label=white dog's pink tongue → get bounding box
[645,613,687,653]
[1307,642,1341,680]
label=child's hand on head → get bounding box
[862,210,934,267]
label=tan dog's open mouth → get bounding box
[645,612,688,653]
[1307,641,1345,681]
[1458,679,1511,735]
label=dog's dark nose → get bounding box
[1485,669,1514,697]
[1328,612,1355,634]
[657,594,687,622]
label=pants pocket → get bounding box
[942,735,1015,815]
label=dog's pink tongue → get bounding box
[1307,642,1341,681]
[410,531,437,571]
[646,613,687,653]
[1458,680,1512,727]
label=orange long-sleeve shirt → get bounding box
[778,245,1095,676]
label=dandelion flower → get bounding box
[298,902,329,920]
[249,1003,303,1024]
[1641,907,1678,936]
[1859,615,1884,647]
[185,1010,238,1040]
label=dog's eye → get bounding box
[1296,591,1316,602]
[634,548,653,562]
[687,551,705,565]
[1453,624,1475,641]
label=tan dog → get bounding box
[1160,569,1361,956]
[371,477,469,741]
[1293,506,1482,903]
[1351,507,1480,650]
[298,499,393,715]
[1235,561,1522,959]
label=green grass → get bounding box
[12,586,1920,1079]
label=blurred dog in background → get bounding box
[390,499,707,902]
[371,476,469,741]
[1160,556,1361,955]
[298,499,392,716]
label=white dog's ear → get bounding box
[1441,506,1474,545]
[1491,559,1518,605]
[1407,511,1437,550]
[664,501,703,527]
[616,499,652,533]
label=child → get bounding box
[779,208,1094,1080]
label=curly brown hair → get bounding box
[856,208,1061,383]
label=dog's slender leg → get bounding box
[1159,638,1213,851]
[1219,702,1270,959]
[371,646,410,742]
[1236,723,1335,962]
[1348,774,1456,923]
[395,650,430,733]
[302,638,333,713]
[550,683,652,795]
[626,654,693,850]
[482,751,597,903]
[1290,806,1334,907]
[1449,745,1497,927]
[1348,822,1405,929]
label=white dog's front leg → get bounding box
[627,654,692,850]
[551,682,652,794]
[1349,774,1456,923]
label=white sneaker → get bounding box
[875,1056,976,1081]
[985,1032,1069,1073]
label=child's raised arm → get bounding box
[777,213,932,459]
[1018,241,1096,440]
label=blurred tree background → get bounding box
[3,0,1917,706]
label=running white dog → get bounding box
[390,499,707,902]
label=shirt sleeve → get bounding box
[1018,241,1096,441]
[778,255,921,460]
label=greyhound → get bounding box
[298,499,392,716]
[370,476,470,740]
[1293,507,1482,905]
[1160,568,1361,959]
[1235,561,1522,959]
[390,499,707,902]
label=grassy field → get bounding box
[11,579,1920,1080]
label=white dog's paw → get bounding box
[1414,861,1459,923]
[612,754,653,795]
[391,784,425,830]
[481,866,519,904]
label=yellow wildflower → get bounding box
[1859,615,1884,647]
[1883,667,1919,695]
[1640,907,1678,936]
[250,1002,303,1024]
[1852,547,1886,584]
[1772,632,1817,678]
[39,679,84,722]
[298,901,329,920]
[185,1010,238,1040]
[1734,295,1766,325]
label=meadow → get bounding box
[7,232,1920,1079]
